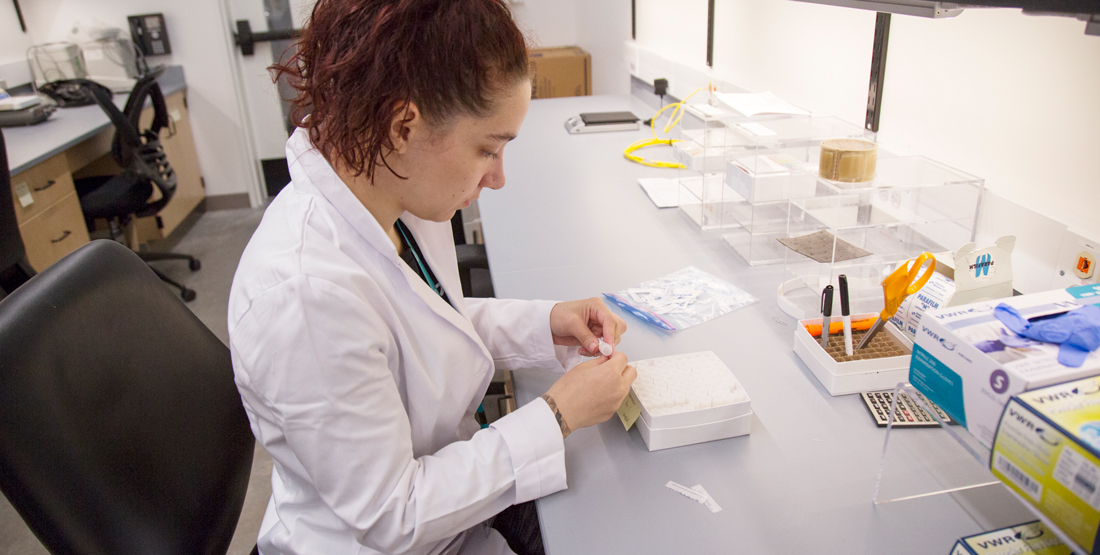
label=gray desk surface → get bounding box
[480,95,1035,554]
[2,66,187,176]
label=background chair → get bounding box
[451,211,494,298]
[0,239,255,555]
[74,73,201,301]
[0,130,36,299]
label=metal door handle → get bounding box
[234,20,300,56]
[33,180,56,192]
[50,230,71,243]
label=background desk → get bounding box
[2,67,203,272]
[480,95,1036,554]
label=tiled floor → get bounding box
[0,206,272,555]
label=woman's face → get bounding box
[390,79,532,223]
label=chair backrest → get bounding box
[0,240,255,555]
[76,73,178,217]
[0,130,34,296]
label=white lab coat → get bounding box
[228,129,576,555]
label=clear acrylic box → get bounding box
[777,156,984,319]
[676,113,871,236]
[714,117,872,265]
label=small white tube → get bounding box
[598,338,613,357]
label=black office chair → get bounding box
[73,73,201,301]
[0,239,255,555]
[451,211,495,298]
[0,130,36,298]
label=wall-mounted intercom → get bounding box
[128,13,171,56]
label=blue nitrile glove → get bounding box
[994,303,1100,368]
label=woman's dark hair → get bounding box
[272,0,529,180]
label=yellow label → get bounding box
[617,389,642,431]
[992,379,1100,553]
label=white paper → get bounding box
[13,182,32,208]
[637,177,680,208]
[713,91,810,117]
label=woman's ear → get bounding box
[388,101,423,155]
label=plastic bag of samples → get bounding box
[603,266,756,331]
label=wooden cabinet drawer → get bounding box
[19,192,91,272]
[9,154,76,226]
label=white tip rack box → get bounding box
[793,313,915,396]
[629,352,753,451]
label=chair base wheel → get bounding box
[189,259,201,272]
[181,289,196,302]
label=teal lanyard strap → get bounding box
[396,221,444,298]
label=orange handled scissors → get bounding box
[855,252,936,351]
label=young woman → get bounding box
[227,1,636,554]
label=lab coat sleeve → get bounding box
[231,277,566,554]
[464,297,576,371]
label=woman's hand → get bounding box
[550,297,628,357]
[542,353,636,438]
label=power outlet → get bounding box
[1054,229,1100,288]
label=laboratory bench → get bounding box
[479,94,1036,554]
[3,66,203,272]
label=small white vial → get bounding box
[597,338,613,357]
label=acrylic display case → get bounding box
[777,155,984,319]
[715,117,873,266]
[673,110,875,268]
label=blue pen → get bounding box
[602,293,676,331]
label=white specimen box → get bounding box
[629,352,753,451]
[793,314,914,396]
[778,156,984,319]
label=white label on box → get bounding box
[735,123,776,137]
[994,452,1043,501]
[1053,447,1100,510]
[13,182,32,207]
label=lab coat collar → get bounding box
[285,129,490,364]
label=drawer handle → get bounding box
[50,230,71,243]
[33,180,57,192]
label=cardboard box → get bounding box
[910,283,1100,448]
[990,377,1100,554]
[951,521,1071,555]
[528,46,590,99]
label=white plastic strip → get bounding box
[692,484,723,513]
[666,480,708,504]
[666,481,722,513]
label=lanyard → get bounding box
[396,220,444,298]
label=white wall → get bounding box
[7,0,258,201]
[632,0,1100,291]
[511,0,578,49]
[576,0,632,96]
[0,5,34,69]
[881,9,1100,243]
